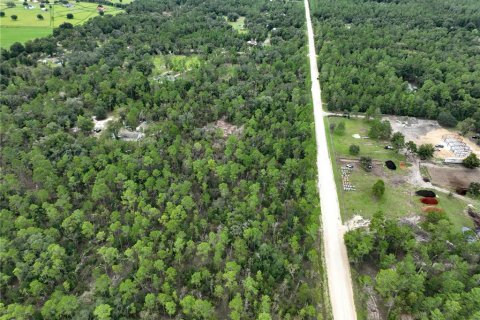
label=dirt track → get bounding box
[304,1,357,319]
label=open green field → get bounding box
[325,117,478,229]
[327,117,405,162]
[224,16,247,34]
[153,54,201,74]
[0,26,51,47]
[338,168,475,228]
[0,0,123,48]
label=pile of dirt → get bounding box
[421,197,438,205]
[385,160,396,170]
[416,190,436,197]
[399,162,406,170]
[422,206,444,213]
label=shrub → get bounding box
[467,182,480,197]
[360,156,372,172]
[227,12,240,22]
[391,132,405,152]
[94,106,107,120]
[66,13,74,19]
[0,11,5,17]
[335,121,346,135]
[406,141,417,154]
[368,119,391,139]
[6,1,16,8]
[417,144,435,160]
[58,22,73,29]
[23,1,28,6]
[372,179,385,198]
[462,153,480,169]
[37,14,44,20]
[99,11,104,16]
[11,14,17,21]
[349,144,360,156]
[76,115,94,133]
[437,111,458,128]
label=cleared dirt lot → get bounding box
[386,116,480,159]
[425,163,480,191]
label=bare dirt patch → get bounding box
[203,118,243,138]
[213,119,243,137]
[345,215,370,231]
[92,115,117,136]
[386,116,480,159]
[425,164,480,190]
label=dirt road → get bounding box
[303,1,357,319]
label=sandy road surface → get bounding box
[303,1,357,319]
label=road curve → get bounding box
[303,1,357,319]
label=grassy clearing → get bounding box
[339,168,473,228]
[0,1,123,47]
[224,16,248,34]
[0,26,52,48]
[153,54,201,74]
[324,117,475,229]
[327,117,405,163]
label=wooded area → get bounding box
[345,211,480,319]
[311,0,480,317]
[312,0,480,131]
[0,0,327,318]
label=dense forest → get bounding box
[345,211,480,319]
[311,0,480,131]
[0,0,327,319]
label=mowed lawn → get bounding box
[338,168,474,229]
[1,27,52,48]
[327,117,406,163]
[0,1,123,48]
[324,117,476,229]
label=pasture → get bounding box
[0,26,52,47]
[0,0,123,47]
